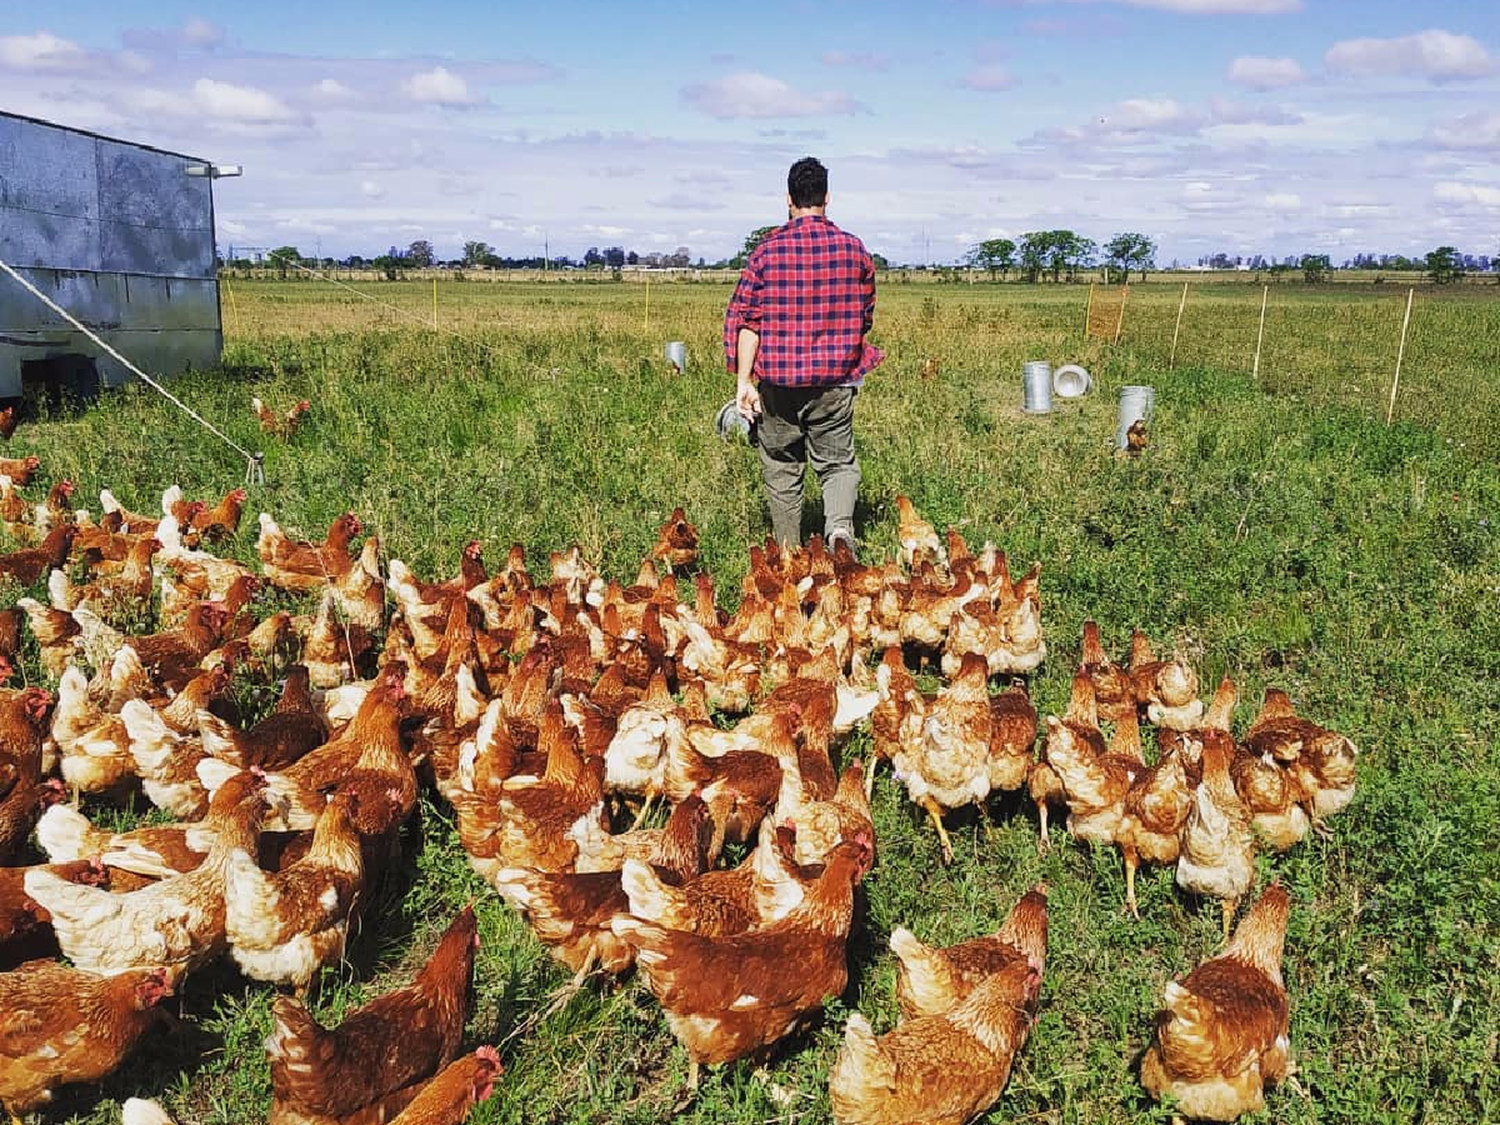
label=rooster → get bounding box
[611,834,873,1089]
[1141,882,1293,1120]
[266,905,478,1122]
[650,507,699,571]
[829,957,1043,1125]
[254,396,312,438]
[24,769,268,975]
[890,884,1048,1020]
[0,963,176,1117]
[0,455,41,488]
[224,789,365,993]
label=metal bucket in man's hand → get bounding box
[716,400,751,442]
[1023,361,1053,413]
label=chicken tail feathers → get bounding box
[36,800,103,862]
[619,857,675,923]
[830,1012,895,1099]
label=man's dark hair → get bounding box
[788,157,829,209]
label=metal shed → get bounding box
[0,110,224,401]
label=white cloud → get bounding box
[1428,110,1500,150]
[359,180,385,199]
[402,66,480,106]
[312,77,356,100]
[1326,29,1493,82]
[180,18,225,49]
[0,31,88,72]
[191,78,297,123]
[1433,181,1500,207]
[960,64,1017,92]
[1109,98,1202,132]
[680,72,862,119]
[1227,56,1305,90]
[1264,192,1302,211]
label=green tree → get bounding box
[407,240,435,268]
[1063,234,1097,282]
[1104,232,1157,282]
[462,240,493,268]
[732,226,778,269]
[1300,254,1331,283]
[268,245,301,280]
[968,237,1017,280]
[1019,230,1094,283]
[871,252,890,270]
[1018,231,1049,282]
[1425,245,1462,284]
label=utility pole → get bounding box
[544,234,549,274]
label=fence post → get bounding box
[1113,283,1129,345]
[432,277,438,330]
[1386,287,1415,425]
[644,277,651,334]
[1168,281,1188,369]
[1252,284,1269,382]
[1084,282,1094,341]
[222,276,242,337]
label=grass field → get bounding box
[7,278,1498,1125]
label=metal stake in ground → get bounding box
[1169,281,1189,370]
[1252,284,1269,382]
[1386,287,1415,425]
[1113,283,1130,346]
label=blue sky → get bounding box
[3,1,1497,264]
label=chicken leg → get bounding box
[920,795,955,866]
[1036,802,1051,853]
[1221,896,1239,941]
[1123,847,1141,920]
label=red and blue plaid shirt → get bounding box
[723,215,884,387]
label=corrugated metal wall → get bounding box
[0,113,222,394]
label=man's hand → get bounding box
[736,377,762,422]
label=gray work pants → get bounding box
[754,382,861,548]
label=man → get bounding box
[724,156,884,553]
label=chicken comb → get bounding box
[476,1045,502,1068]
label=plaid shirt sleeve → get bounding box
[721,217,885,387]
[723,249,765,374]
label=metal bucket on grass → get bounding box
[1116,385,1155,448]
[1022,361,1053,414]
[666,341,687,372]
[1053,364,1092,398]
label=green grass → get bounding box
[7,279,1498,1125]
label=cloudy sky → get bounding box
[2,0,1497,265]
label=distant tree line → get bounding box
[228,237,1495,287]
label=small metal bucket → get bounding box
[1053,364,1092,398]
[666,341,687,372]
[716,400,751,442]
[1023,361,1053,413]
[1116,385,1155,448]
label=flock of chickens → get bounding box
[0,424,1359,1124]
